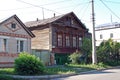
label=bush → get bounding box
[69,51,82,64]
[14,52,45,75]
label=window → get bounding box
[66,35,70,47]
[11,23,16,29]
[73,36,76,47]
[57,34,62,47]
[17,40,24,53]
[110,33,113,38]
[79,37,82,47]
[100,34,103,39]
[66,17,72,25]
[0,38,8,52]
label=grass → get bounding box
[0,63,109,75]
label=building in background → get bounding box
[0,15,34,67]
[26,12,90,65]
[95,22,120,46]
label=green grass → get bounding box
[0,63,109,75]
[66,63,109,70]
[0,68,15,74]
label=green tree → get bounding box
[97,39,120,65]
[81,37,92,63]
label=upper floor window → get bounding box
[57,34,62,47]
[0,38,8,52]
[73,36,76,47]
[11,23,16,29]
[66,35,70,47]
[110,33,113,38]
[79,37,82,47]
[17,40,24,53]
[66,17,73,25]
[100,34,103,39]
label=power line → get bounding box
[36,0,73,6]
[16,0,63,14]
[54,2,90,10]
[104,0,120,4]
[0,6,32,11]
[78,2,91,19]
[100,0,120,20]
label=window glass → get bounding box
[100,34,103,39]
[11,23,16,29]
[17,40,24,53]
[73,36,76,47]
[79,37,82,47]
[66,35,70,47]
[110,33,113,38]
[57,34,62,47]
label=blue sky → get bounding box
[0,0,120,32]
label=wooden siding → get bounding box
[31,27,50,50]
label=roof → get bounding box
[25,12,86,29]
[0,15,35,38]
[95,22,120,30]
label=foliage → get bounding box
[97,39,120,65]
[81,37,92,63]
[69,51,82,64]
[66,62,108,70]
[14,52,45,75]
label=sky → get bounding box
[0,0,120,32]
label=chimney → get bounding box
[54,13,55,17]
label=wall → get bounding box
[96,27,120,46]
[31,27,50,50]
[32,50,50,65]
[0,53,18,67]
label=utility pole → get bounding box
[91,0,97,64]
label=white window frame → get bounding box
[0,36,9,52]
[16,38,27,53]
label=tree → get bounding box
[81,37,92,63]
[97,39,120,65]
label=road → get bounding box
[51,67,120,80]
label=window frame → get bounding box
[110,33,113,38]
[57,33,63,47]
[65,35,70,47]
[100,34,103,39]
[73,36,77,47]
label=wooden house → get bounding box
[0,15,34,67]
[26,12,89,65]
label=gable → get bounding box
[53,12,86,30]
[0,15,34,38]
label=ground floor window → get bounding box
[73,36,76,47]
[0,38,8,52]
[17,40,24,53]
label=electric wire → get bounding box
[16,0,63,14]
[100,0,120,20]
[104,0,120,4]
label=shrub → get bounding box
[69,51,82,64]
[14,52,45,75]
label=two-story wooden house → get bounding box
[0,15,34,67]
[26,12,89,65]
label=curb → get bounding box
[9,66,120,80]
